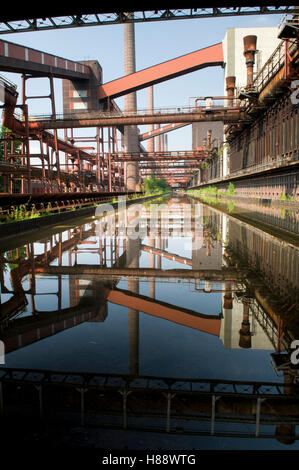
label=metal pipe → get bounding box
[226,76,236,106]
[243,35,257,89]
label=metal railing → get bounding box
[0,73,17,91]
[253,38,298,93]
[229,153,298,177]
[200,153,298,186]
[278,14,299,33]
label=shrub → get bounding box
[227,182,235,196]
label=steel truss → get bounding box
[0,7,296,35]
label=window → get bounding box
[73,102,88,110]
[72,90,88,98]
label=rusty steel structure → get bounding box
[0,7,298,195]
[0,35,229,194]
[191,18,299,198]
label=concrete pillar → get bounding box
[155,124,161,152]
[148,234,156,299]
[147,86,155,153]
[160,133,164,152]
[239,299,252,349]
[223,139,228,177]
[156,218,162,270]
[164,134,168,152]
[124,14,139,191]
[126,217,141,375]
[128,302,139,375]
[223,281,233,309]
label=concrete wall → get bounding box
[62,60,103,116]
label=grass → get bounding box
[187,186,218,196]
[2,204,41,224]
[188,183,235,197]
[187,188,237,213]
[0,191,169,225]
[188,185,298,207]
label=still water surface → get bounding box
[0,194,298,449]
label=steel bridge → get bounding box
[0,6,296,34]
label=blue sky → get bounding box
[1,13,282,150]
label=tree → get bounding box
[0,126,22,192]
[143,173,170,194]
[0,126,21,163]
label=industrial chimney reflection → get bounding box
[239,296,252,349]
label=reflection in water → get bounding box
[0,195,298,448]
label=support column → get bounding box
[126,233,141,375]
[239,297,252,349]
[147,86,155,153]
[148,233,155,299]
[155,124,161,152]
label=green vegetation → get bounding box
[3,246,27,271]
[226,182,236,196]
[227,200,235,213]
[188,186,218,196]
[0,126,22,192]
[0,126,21,162]
[188,182,236,197]
[279,192,296,202]
[0,190,168,225]
[187,188,236,213]
[142,173,170,194]
[2,203,41,223]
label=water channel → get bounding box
[0,194,298,451]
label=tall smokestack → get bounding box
[124,13,139,191]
